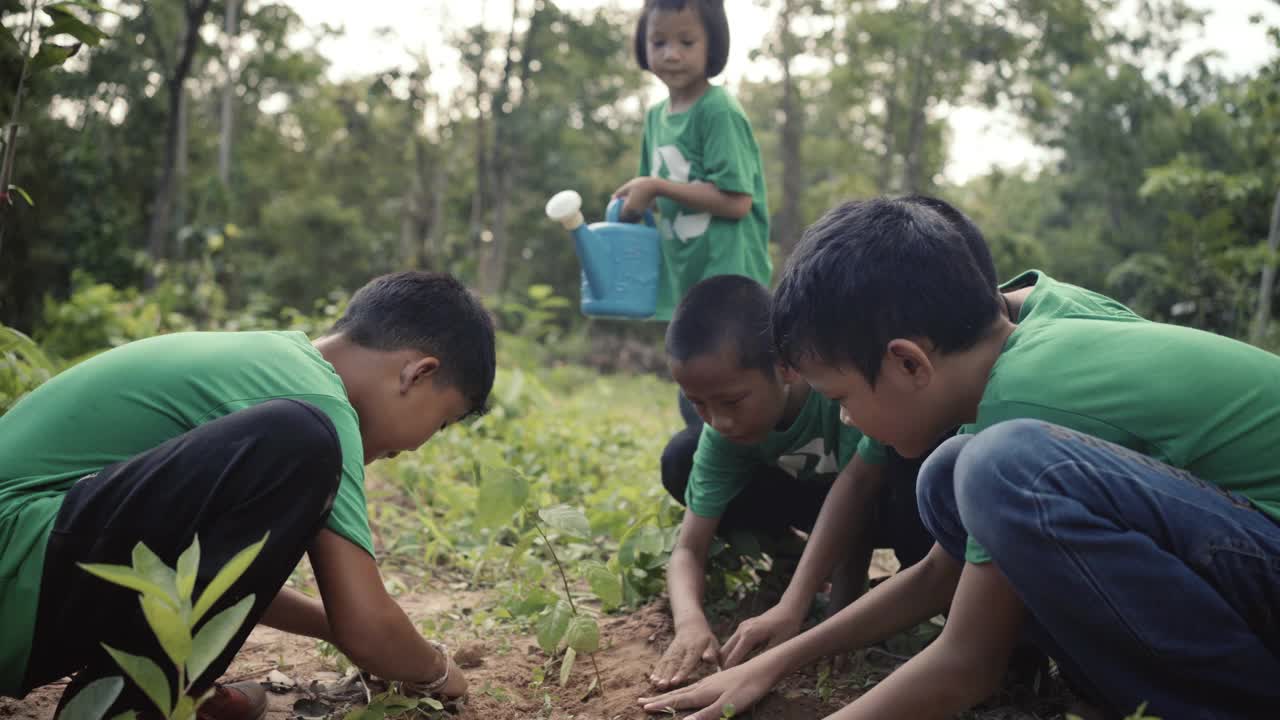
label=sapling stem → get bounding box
[533,519,604,693]
[1,1,42,250]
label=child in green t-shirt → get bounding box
[651,274,934,691]
[0,272,492,719]
[639,196,1280,719]
[614,0,772,323]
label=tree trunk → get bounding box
[877,47,900,194]
[478,0,533,297]
[145,0,213,286]
[1250,188,1280,344]
[218,0,239,189]
[902,0,940,194]
[776,0,805,259]
[424,149,449,269]
[172,82,188,239]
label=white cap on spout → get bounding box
[545,190,585,230]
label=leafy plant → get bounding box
[2,0,112,236]
[61,534,269,720]
[0,322,57,413]
[341,690,444,720]
[530,504,605,695]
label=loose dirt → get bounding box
[0,552,1069,720]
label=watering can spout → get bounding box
[545,190,606,298]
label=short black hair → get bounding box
[667,274,774,374]
[772,196,1002,384]
[904,195,997,287]
[634,0,730,79]
[328,271,496,416]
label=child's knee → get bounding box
[254,399,343,497]
[915,434,972,528]
[953,419,1054,540]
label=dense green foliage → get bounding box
[1,0,1278,346]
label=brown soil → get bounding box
[0,553,1068,720]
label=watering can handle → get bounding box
[606,197,657,227]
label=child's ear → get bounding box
[884,339,933,390]
[400,356,442,393]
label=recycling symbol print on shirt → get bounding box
[776,438,839,480]
[652,144,712,243]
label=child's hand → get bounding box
[719,604,804,668]
[614,176,660,222]
[639,657,779,719]
[650,622,720,690]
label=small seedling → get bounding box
[62,533,269,720]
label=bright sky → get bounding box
[284,0,1280,184]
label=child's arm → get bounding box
[615,177,752,222]
[640,542,961,717]
[260,586,332,641]
[719,457,885,668]
[821,562,1024,719]
[310,529,468,698]
[653,509,723,689]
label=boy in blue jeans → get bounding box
[640,196,1280,719]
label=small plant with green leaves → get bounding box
[467,460,625,697]
[2,0,113,226]
[340,690,445,720]
[0,322,58,413]
[59,533,269,720]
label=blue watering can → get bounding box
[545,190,660,319]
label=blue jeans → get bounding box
[916,419,1280,720]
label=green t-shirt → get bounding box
[687,388,886,518]
[962,271,1280,563]
[639,85,772,321]
[0,331,373,694]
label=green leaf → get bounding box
[558,647,576,687]
[505,585,557,618]
[535,600,572,654]
[192,533,267,623]
[583,561,622,609]
[139,593,191,667]
[176,537,200,602]
[30,42,81,73]
[78,563,170,600]
[102,644,172,716]
[473,461,527,530]
[8,185,34,207]
[171,694,196,720]
[565,615,599,654]
[47,1,118,15]
[109,712,137,720]
[131,542,178,600]
[377,693,419,713]
[189,594,255,683]
[421,697,444,710]
[619,525,665,566]
[474,466,528,530]
[537,505,590,539]
[59,676,123,720]
[41,14,108,46]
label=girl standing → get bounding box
[614,0,772,323]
